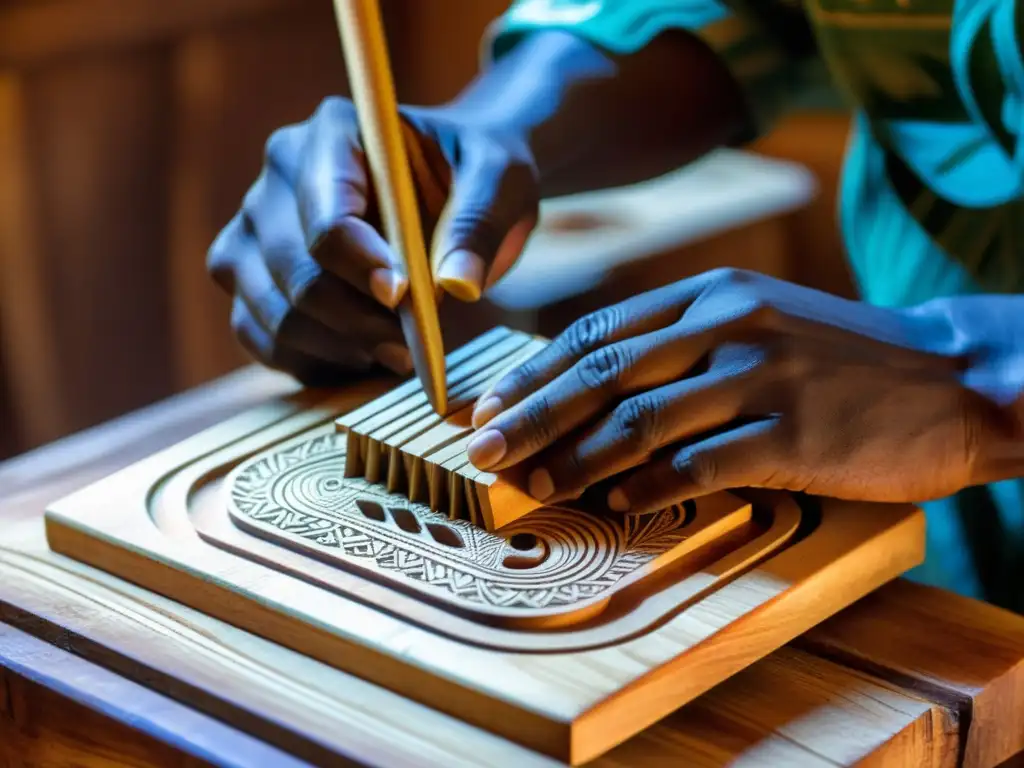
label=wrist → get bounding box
[908,296,1024,485]
[411,29,746,198]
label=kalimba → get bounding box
[44,327,925,764]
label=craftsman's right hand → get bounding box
[207,96,539,385]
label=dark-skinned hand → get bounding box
[465,268,1008,513]
[207,96,537,385]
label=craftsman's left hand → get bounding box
[465,268,999,512]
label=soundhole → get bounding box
[427,523,464,548]
[356,499,386,522]
[508,533,537,551]
[354,499,465,549]
[503,532,548,570]
[390,508,421,534]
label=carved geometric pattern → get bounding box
[228,433,694,611]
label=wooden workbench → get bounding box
[2,366,1024,767]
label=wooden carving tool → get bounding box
[331,0,448,414]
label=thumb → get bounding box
[430,143,538,302]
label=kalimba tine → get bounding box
[43,327,926,764]
[338,326,550,530]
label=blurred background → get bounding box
[0,0,856,461]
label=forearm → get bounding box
[426,30,749,198]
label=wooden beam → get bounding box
[797,579,1024,768]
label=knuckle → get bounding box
[560,446,589,486]
[707,266,755,286]
[577,344,632,392]
[206,237,232,277]
[241,177,264,218]
[314,95,356,122]
[712,341,770,376]
[769,343,811,379]
[672,450,718,490]
[501,357,539,396]
[257,288,291,338]
[444,206,506,259]
[612,395,663,452]
[518,396,559,450]
[744,300,782,328]
[281,257,322,306]
[228,299,248,335]
[446,142,540,256]
[263,125,301,168]
[563,308,624,358]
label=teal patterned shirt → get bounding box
[484,0,1024,610]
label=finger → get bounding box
[431,138,539,302]
[523,370,754,503]
[293,98,408,309]
[207,213,246,294]
[244,166,406,358]
[468,318,732,471]
[262,123,306,186]
[229,232,380,372]
[230,297,358,385]
[606,418,783,514]
[472,283,693,428]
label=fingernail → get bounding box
[374,342,413,375]
[369,268,407,309]
[467,429,506,469]
[528,469,555,502]
[436,250,485,302]
[607,488,630,513]
[472,395,503,428]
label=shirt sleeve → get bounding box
[480,0,823,140]
[950,0,1024,170]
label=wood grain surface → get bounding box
[44,331,923,763]
[0,366,1022,766]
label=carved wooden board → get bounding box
[43,329,927,765]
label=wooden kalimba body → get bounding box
[43,328,925,765]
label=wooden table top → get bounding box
[2,366,1024,767]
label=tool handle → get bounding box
[332,0,448,414]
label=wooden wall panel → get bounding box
[17,51,176,444]
[169,4,346,389]
[0,73,66,449]
[24,48,175,438]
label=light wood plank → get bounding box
[0,365,1015,766]
[43,365,925,763]
[798,579,1024,768]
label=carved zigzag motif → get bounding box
[228,431,696,611]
